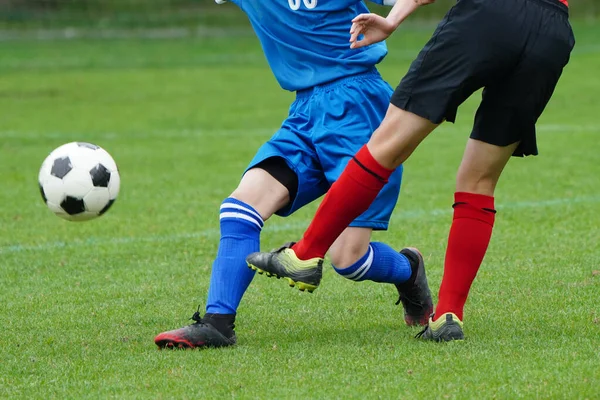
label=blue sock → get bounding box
[206,198,263,315]
[333,242,411,284]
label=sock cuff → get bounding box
[453,192,495,225]
[333,245,373,281]
[353,145,394,182]
[454,192,495,211]
[220,197,264,229]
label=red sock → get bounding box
[434,192,496,321]
[292,145,393,260]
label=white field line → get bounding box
[0,26,598,56]
[0,42,597,71]
[3,47,598,70]
[0,27,256,42]
[1,195,599,255]
[0,22,439,42]
[0,128,276,140]
[0,53,268,70]
[0,124,598,141]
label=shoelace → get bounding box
[414,312,435,338]
[188,306,236,339]
[189,306,204,324]
[274,241,296,253]
[414,325,429,339]
[396,292,423,307]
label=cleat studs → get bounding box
[297,282,316,293]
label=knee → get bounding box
[455,139,517,196]
[228,187,280,222]
[228,169,291,220]
[455,168,498,196]
[229,184,259,204]
[367,106,437,170]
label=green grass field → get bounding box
[1,19,599,399]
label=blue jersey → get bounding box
[222,0,393,91]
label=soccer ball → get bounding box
[38,142,120,221]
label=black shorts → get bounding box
[390,0,575,156]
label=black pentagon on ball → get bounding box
[89,164,111,187]
[60,196,86,215]
[77,142,100,150]
[51,156,73,179]
[39,183,47,204]
[99,199,115,215]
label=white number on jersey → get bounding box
[288,0,317,10]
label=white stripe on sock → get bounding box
[219,212,262,229]
[344,245,374,281]
[220,202,263,224]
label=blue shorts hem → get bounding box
[348,220,389,231]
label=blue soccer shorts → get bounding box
[246,68,402,230]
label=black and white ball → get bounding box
[38,142,120,221]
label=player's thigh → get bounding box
[470,29,574,159]
[368,105,438,169]
[314,75,402,232]
[318,129,403,232]
[245,127,328,219]
[329,227,372,269]
[464,29,573,194]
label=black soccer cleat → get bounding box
[394,247,434,326]
[246,242,323,293]
[154,310,236,349]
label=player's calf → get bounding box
[333,243,433,326]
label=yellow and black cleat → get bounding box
[247,243,322,293]
[415,312,465,342]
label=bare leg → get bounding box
[455,139,518,196]
[367,105,439,169]
[231,168,290,221]
[329,227,372,269]
[293,105,438,260]
[435,139,519,322]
